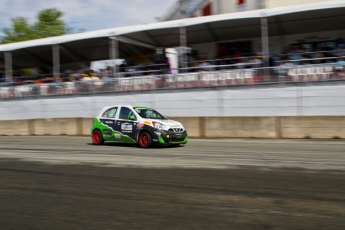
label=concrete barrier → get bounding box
[81,118,93,136]
[33,118,79,136]
[281,116,345,139]
[204,117,277,138]
[0,119,31,135]
[1,116,345,139]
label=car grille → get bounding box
[170,137,185,142]
[168,127,184,133]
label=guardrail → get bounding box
[0,64,344,99]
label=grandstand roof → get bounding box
[0,0,345,67]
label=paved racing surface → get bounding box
[0,136,345,230]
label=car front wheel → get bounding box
[139,131,152,148]
[92,130,104,145]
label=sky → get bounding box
[0,0,177,35]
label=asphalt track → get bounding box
[0,136,345,230]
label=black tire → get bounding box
[92,130,104,145]
[138,131,152,148]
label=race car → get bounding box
[91,105,188,148]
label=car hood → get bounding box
[146,119,184,129]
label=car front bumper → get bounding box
[151,130,188,146]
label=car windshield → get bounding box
[134,108,167,120]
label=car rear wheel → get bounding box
[139,131,152,148]
[92,130,104,145]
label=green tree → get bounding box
[1,8,73,44]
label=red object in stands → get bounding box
[237,0,245,4]
[202,3,212,16]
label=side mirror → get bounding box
[129,115,137,121]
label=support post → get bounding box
[52,45,60,82]
[109,37,118,78]
[260,14,270,68]
[179,26,187,73]
[4,52,13,84]
[218,0,222,14]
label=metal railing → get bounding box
[0,63,344,99]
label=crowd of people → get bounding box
[1,36,345,87]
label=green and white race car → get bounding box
[91,105,188,148]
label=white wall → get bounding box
[266,0,332,8]
[1,84,345,120]
[221,0,235,14]
[165,0,334,20]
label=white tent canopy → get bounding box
[0,1,345,69]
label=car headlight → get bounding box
[152,121,168,130]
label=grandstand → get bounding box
[0,1,345,120]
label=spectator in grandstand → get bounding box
[232,51,243,64]
[60,72,69,82]
[333,47,345,58]
[119,61,127,73]
[81,74,92,81]
[277,60,294,79]
[34,77,45,85]
[251,56,263,68]
[213,55,227,71]
[322,45,335,63]
[13,75,23,86]
[234,57,248,69]
[44,75,55,83]
[90,73,100,81]
[279,60,294,68]
[101,72,111,81]
[0,74,5,83]
[336,34,345,49]
[187,60,200,72]
[126,65,138,77]
[197,53,212,71]
[333,56,345,78]
[288,49,303,64]
[68,70,81,82]
[311,47,325,64]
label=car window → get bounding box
[102,107,118,118]
[134,108,166,119]
[119,107,136,120]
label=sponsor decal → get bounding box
[153,139,158,141]
[95,118,136,143]
[144,120,151,125]
[115,133,121,139]
[103,130,112,135]
[137,123,144,128]
[154,131,161,136]
[121,123,133,133]
[174,134,183,138]
[105,120,113,124]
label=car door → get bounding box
[99,107,118,138]
[114,106,138,140]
